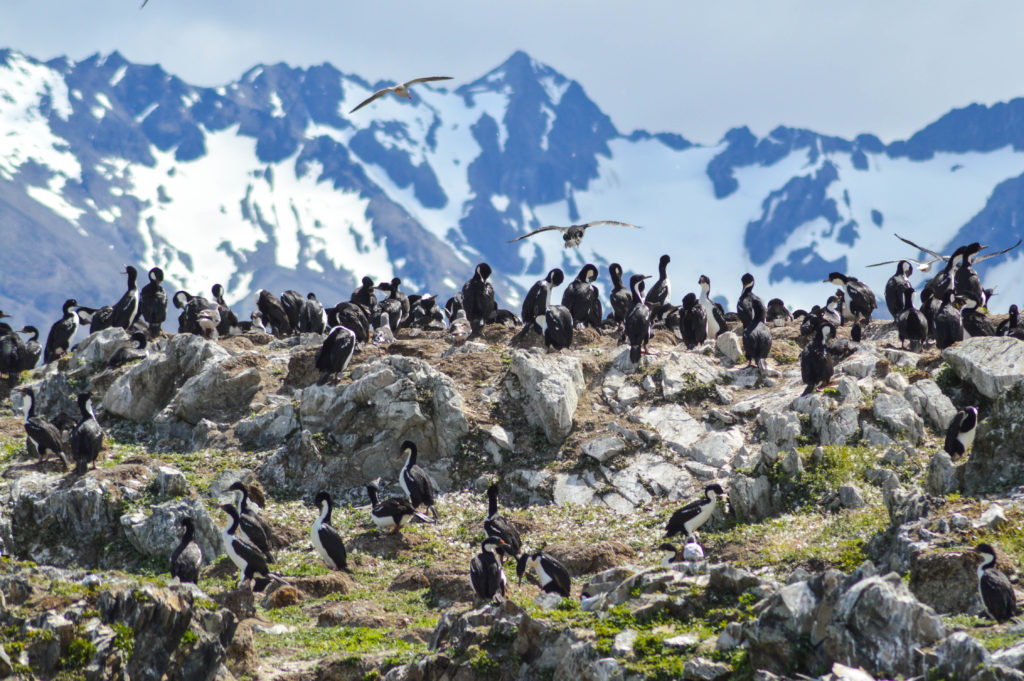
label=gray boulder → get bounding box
[904,379,957,431]
[638,404,706,454]
[963,383,1024,495]
[929,632,990,681]
[236,403,299,449]
[72,327,130,368]
[121,498,222,562]
[744,580,820,673]
[508,351,585,442]
[729,474,773,522]
[872,393,925,444]
[167,359,262,425]
[661,351,725,399]
[943,336,1024,400]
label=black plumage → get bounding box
[351,276,379,318]
[408,295,446,330]
[541,304,574,352]
[825,272,877,322]
[108,332,149,367]
[665,484,725,542]
[329,303,370,343]
[821,295,843,328]
[0,318,25,377]
[170,517,202,584]
[280,290,306,332]
[228,482,275,563]
[19,387,63,464]
[211,284,238,337]
[765,298,792,323]
[255,289,292,336]
[484,481,521,557]
[561,264,603,329]
[139,267,167,337]
[462,264,497,333]
[220,504,285,590]
[896,289,928,351]
[300,293,328,334]
[962,299,997,337]
[944,406,978,459]
[516,551,571,598]
[316,326,357,385]
[884,261,915,319]
[742,296,772,372]
[679,293,708,349]
[608,263,632,325]
[800,323,834,395]
[17,326,42,371]
[365,480,434,533]
[644,254,672,313]
[736,273,762,329]
[954,246,987,307]
[71,392,104,475]
[624,274,653,363]
[975,544,1018,623]
[311,491,350,573]
[997,305,1023,338]
[377,279,405,332]
[82,305,114,334]
[111,266,140,330]
[399,441,437,518]
[470,537,510,601]
[933,290,964,350]
[517,269,565,339]
[44,299,79,364]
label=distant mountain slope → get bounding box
[1,47,1023,329]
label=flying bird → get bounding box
[507,221,642,249]
[349,76,453,114]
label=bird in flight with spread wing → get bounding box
[349,77,453,114]
[507,221,642,249]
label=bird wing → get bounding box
[507,226,567,243]
[866,256,939,268]
[543,555,572,597]
[484,516,522,555]
[581,220,642,231]
[894,234,948,261]
[318,525,348,570]
[402,76,453,87]
[972,239,1022,264]
[349,87,395,114]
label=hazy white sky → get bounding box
[3,1,1024,144]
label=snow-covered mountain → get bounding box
[2,47,1024,329]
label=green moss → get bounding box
[181,630,198,645]
[254,625,423,663]
[467,646,501,678]
[112,623,134,655]
[669,372,718,405]
[61,636,96,670]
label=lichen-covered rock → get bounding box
[638,404,706,454]
[661,351,725,399]
[72,327,131,369]
[729,474,773,522]
[943,336,1024,400]
[120,498,222,563]
[508,351,585,443]
[904,379,957,431]
[908,550,978,615]
[963,382,1024,495]
[743,580,820,673]
[872,393,924,445]
[167,359,262,425]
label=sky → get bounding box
[3,2,1024,145]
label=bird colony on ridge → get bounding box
[1,68,1022,616]
[1,224,1021,616]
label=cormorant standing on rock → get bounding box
[944,406,978,459]
[170,517,202,584]
[111,266,140,330]
[678,293,707,349]
[698,275,727,338]
[44,299,79,364]
[17,327,42,371]
[139,267,167,337]
[608,263,632,326]
[19,386,63,465]
[933,290,964,350]
[316,326,357,385]
[108,332,148,367]
[975,543,1018,623]
[516,550,571,598]
[470,537,511,601]
[800,322,834,395]
[562,264,602,329]
[351,277,379,318]
[516,269,564,341]
[884,261,914,319]
[71,392,103,475]
[462,264,497,333]
[256,290,292,336]
[484,481,521,557]
[228,482,275,564]
[219,504,286,591]
[624,274,653,363]
[742,296,772,372]
[665,484,725,544]
[644,255,672,318]
[766,298,792,323]
[961,298,997,337]
[896,289,928,351]
[737,273,762,329]
[825,272,877,322]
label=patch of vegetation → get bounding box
[774,354,798,366]
[254,625,423,663]
[112,622,134,656]
[61,635,96,670]
[669,372,718,405]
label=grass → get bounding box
[253,625,423,663]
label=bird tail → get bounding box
[264,551,276,564]
[413,511,436,524]
[74,458,87,476]
[316,372,331,386]
[629,345,641,363]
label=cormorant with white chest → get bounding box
[311,492,350,573]
[644,255,672,316]
[624,274,653,363]
[111,266,140,330]
[316,326,357,385]
[944,406,978,459]
[329,303,370,342]
[211,284,238,337]
[219,504,286,591]
[484,481,521,557]
[665,484,725,543]
[975,543,1018,623]
[961,298,997,337]
[825,272,877,322]
[170,517,202,584]
[461,264,497,333]
[884,261,915,319]
[44,299,79,364]
[516,269,565,340]
[399,440,438,519]
[139,267,167,337]
[19,387,63,465]
[17,326,41,370]
[766,298,792,323]
[377,278,409,331]
[299,293,328,334]
[228,482,275,564]
[71,392,104,475]
[108,332,148,368]
[561,264,603,329]
[516,550,571,598]
[736,273,762,328]
[698,275,728,338]
[470,536,511,601]
[365,479,434,534]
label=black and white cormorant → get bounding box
[516,268,565,340]
[665,484,725,543]
[108,332,149,368]
[300,293,328,334]
[409,294,446,330]
[365,479,434,533]
[228,481,275,563]
[470,536,511,601]
[0,319,25,377]
[139,266,167,337]
[311,491,350,573]
[608,263,632,326]
[884,261,915,319]
[372,312,396,353]
[398,440,438,519]
[211,284,238,337]
[170,517,202,584]
[896,288,928,351]
[196,300,221,339]
[794,307,823,337]
[644,254,672,316]
[933,290,964,350]
[540,299,573,353]
[351,276,379,318]
[506,220,641,249]
[678,293,708,350]
[220,504,286,591]
[954,243,991,308]
[825,272,877,322]
[766,298,792,323]
[624,274,653,363]
[111,266,140,330]
[19,386,63,464]
[461,264,497,333]
[800,322,835,395]
[484,481,522,557]
[376,279,407,332]
[516,550,571,598]
[71,392,104,475]
[742,296,772,372]
[255,289,292,336]
[658,541,705,565]
[44,299,79,364]
[329,303,370,342]
[975,543,1018,623]
[997,305,1024,340]
[944,406,978,459]
[961,298,997,337]
[698,275,728,338]
[280,290,306,331]
[561,264,603,329]
[316,325,357,385]
[736,273,763,329]
[17,326,41,370]
[821,295,843,328]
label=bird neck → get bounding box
[23,392,34,423]
[367,487,380,508]
[487,489,498,519]
[235,487,248,514]
[318,500,331,526]
[182,522,195,543]
[126,270,138,291]
[978,553,996,574]
[404,448,417,470]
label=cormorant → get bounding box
[608,263,632,326]
[461,264,497,333]
[16,326,41,370]
[139,267,167,337]
[311,492,350,573]
[933,290,964,350]
[71,392,104,475]
[884,261,915,319]
[975,543,1018,623]
[365,479,434,533]
[516,550,571,598]
[736,273,762,328]
[470,536,511,601]
[19,386,63,465]
[678,293,708,349]
[316,326,357,385]
[665,484,725,544]
[896,289,928,351]
[944,406,978,459]
[624,274,653,363]
[108,332,149,367]
[742,296,772,372]
[800,322,835,395]
[44,299,79,364]
[255,290,292,336]
[644,255,672,316]
[111,266,140,329]
[228,482,275,564]
[484,481,522,557]
[219,504,286,591]
[170,517,202,584]
[825,272,877,322]
[398,441,437,519]
[561,264,603,329]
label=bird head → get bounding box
[741,273,755,289]
[313,491,331,509]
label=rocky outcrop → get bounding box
[962,382,1024,495]
[507,351,586,443]
[120,497,223,562]
[943,336,1024,400]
